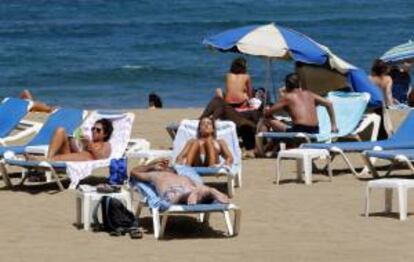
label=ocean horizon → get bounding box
[0,0,412,109]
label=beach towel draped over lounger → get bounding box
[172,119,242,197]
[3,111,139,190]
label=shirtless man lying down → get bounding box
[130,160,229,205]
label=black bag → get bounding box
[92,196,142,238]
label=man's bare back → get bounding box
[262,73,337,133]
[283,90,319,126]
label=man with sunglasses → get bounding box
[27,118,114,161]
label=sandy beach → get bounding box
[1,108,414,262]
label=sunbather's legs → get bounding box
[20,89,34,100]
[204,139,219,166]
[185,140,203,166]
[187,185,229,204]
[47,127,72,158]
[265,118,288,132]
[19,89,53,113]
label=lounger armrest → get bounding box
[257,131,317,143]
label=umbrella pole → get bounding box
[264,58,272,106]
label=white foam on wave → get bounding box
[122,64,146,70]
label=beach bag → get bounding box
[92,196,141,238]
[108,158,128,185]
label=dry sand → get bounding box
[1,108,414,262]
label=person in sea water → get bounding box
[175,116,233,167]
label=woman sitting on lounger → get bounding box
[41,118,113,161]
[175,117,233,167]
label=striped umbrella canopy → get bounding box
[203,23,382,107]
[381,40,414,63]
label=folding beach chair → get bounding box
[0,108,86,187]
[3,111,147,191]
[130,177,241,239]
[256,92,380,153]
[171,119,242,197]
[302,110,414,177]
[0,97,42,145]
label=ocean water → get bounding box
[0,0,412,109]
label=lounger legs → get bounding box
[0,160,12,188]
[152,209,161,239]
[223,211,233,236]
[227,176,235,198]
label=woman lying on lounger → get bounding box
[28,118,113,161]
[175,117,233,167]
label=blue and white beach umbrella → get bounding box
[381,40,414,63]
[203,23,383,107]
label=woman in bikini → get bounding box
[176,117,233,167]
[29,118,113,161]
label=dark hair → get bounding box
[371,59,390,76]
[230,57,247,74]
[285,73,300,90]
[149,93,163,108]
[95,118,113,142]
[197,116,217,139]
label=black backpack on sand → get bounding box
[92,196,142,239]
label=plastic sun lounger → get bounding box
[0,108,86,188]
[130,178,241,239]
[3,111,148,191]
[363,149,414,178]
[256,92,380,154]
[302,110,414,177]
[0,97,42,146]
[172,119,242,197]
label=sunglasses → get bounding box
[91,127,103,133]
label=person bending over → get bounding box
[176,117,233,167]
[261,73,338,134]
[28,119,113,161]
[130,160,229,205]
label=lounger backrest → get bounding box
[315,92,370,141]
[28,108,84,146]
[0,98,31,137]
[389,110,414,142]
[79,111,134,158]
[172,119,242,171]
